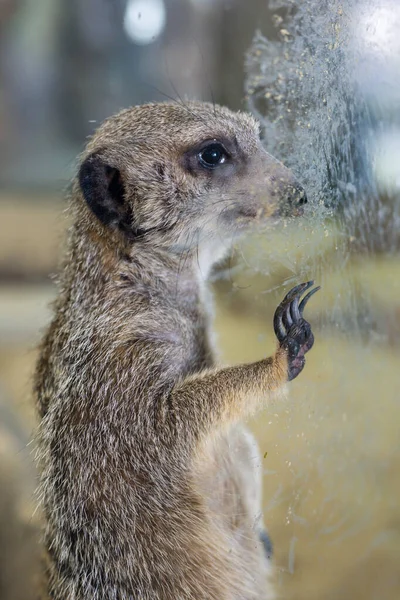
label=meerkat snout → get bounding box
[277,181,308,218]
[287,181,308,207]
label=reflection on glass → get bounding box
[123,0,166,45]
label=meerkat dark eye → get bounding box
[198,143,228,169]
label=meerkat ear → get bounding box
[78,151,132,233]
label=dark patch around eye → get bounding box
[198,143,228,169]
[181,137,235,176]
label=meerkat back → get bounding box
[34,100,317,600]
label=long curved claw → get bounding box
[299,286,321,314]
[290,295,301,322]
[274,281,320,381]
[282,280,314,304]
[283,302,293,328]
[274,308,286,341]
[274,281,315,341]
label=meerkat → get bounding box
[34,100,319,600]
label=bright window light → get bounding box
[357,1,400,58]
[123,0,166,46]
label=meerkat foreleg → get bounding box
[168,281,319,441]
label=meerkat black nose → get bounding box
[279,182,307,217]
[290,183,307,206]
[297,189,307,205]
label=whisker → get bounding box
[195,230,201,273]
[162,48,213,128]
[174,229,193,295]
[146,83,185,107]
[163,50,187,109]
[179,231,198,280]
[193,38,217,116]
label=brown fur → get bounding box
[34,101,305,600]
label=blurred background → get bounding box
[0,0,399,599]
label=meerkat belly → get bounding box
[192,425,272,599]
[194,425,262,542]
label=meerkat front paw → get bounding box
[274,281,320,381]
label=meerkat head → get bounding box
[77,101,306,272]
